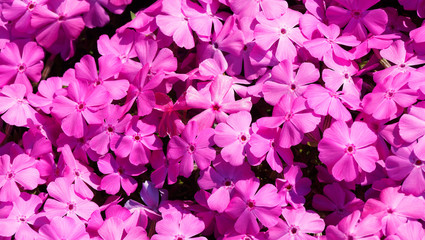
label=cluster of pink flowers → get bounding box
[2,0,425,239]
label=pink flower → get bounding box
[229,0,288,19]
[28,76,66,114]
[326,0,388,40]
[151,211,207,240]
[0,83,37,127]
[276,165,311,208]
[254,8,305,62]
[399,0,425,18]
[98,153,146,196]
[0,41,44,93]
[38,216,90,240]
[156,0,195,49]
[98,217,148,240]
[31,0,90,60]
[214,111,252,166]
[75,54,129,100]
[262,60,319,106]
[225,178,281,234]
[398,102,425,157]
[268,207,325,240]
[304,23,359,61]
[52,79,111,138]
[2,0,47,33]
[0,154,39,202]
[111,116,162,166]
[318,121,379,182]
[325,210,381,239]
[0,192,42,238]
[60,145,100,199]
[43,177,98,221]
[257,95,320,148]
[168,121,215,177]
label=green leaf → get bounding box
[130,11,136,20]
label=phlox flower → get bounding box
[399,0,425,18]
[98,153,146,196]
[325,210,381,239]
[318,121,379,182]
[388,221,425,240]
[156,0,195,49]
[398,101,425,157]
[2,0,47,33]
[43,177,98,221]
[83,0,126,28]
[60,145,100,199]
[254,8,305,62]
[248,125,293,173]
[31,0,90,60]
[111,116,162,166]
[268,207,325,240]
[0,41,44,93]
[385,142,425,196]
[98,217,148,240]
[214,111,252,166]
[326,0,388,40]
[322,57,362,97]
[257,95,320,148]
[150,150,179,188]
[362,187,425,235]
[38,216,90,240]
[312,183,364,225]
[51,79,111,138]
[262,60,319,106]
[168,121,215,177]
[229,0,287,19]
[304,23,359,61]
[225,178,281,234]
[0,192,42,239]
[75,54,129,100]
[0,83,37,127]
[276,165,311,208]
[28,76,66,114]
[154,92,186,137]
[185,76,252,132]
[151,210,207,240]
[0,153,40,202]
[198,158,255,213]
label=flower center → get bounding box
[385,90,395,99]
[175,235,185,240]
[107,126,114,133]
[284,112,294,121]
[213,42,219,49]
[18,216,26,222]
[6,171,14,179]
[345,144,356,154]
[281,28,287,34]
[415,160,423,166]
[247,199,255,209]
[239,133,249,143]
[133,134,141,141]
[76,102,85,111]
[17,64,26,73]
[290,227,298,234]
[188,144,195,153]
[352,11,361,18]
[58,15,65,21]
[27,2,35,10]
[68,202,76,211]
[74,170,80,177]
[290,83,296,91]
[344,73,350,79]
[212,103,220,111]
[286,184,293,191]
[117,168,124,175]
[399,63,406,68]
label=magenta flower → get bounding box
[75,54,129,100]
[38,216,90,240]
[98,217,148,240]
[0,41,44,93]
[52,79,111,138]
[225,178,281,234]
[111,116,162,166]
[257,95,321,148]
[43,177,98,221]
[326,210,381,239]
[98,153,146,196]
[254,8,305,62]
[229,0,288,19]
[276,165,311,208]
[156,0,195,49]
[262,60,320,106]
[151,211,207,240]
[398,102,425,157]
[185,76,252,132]
[390,221,425,240]
[326,0,388,40]
[61,144,100,200]
[150,150,179,188]
[0,154,40,202]
[362,187,425,235]
[318,121,379,182]
[28,76,66,114]
[168,121,215,177]
[2,0,47,33]
[214,111,252,166]
[0,192,42,238]
[268,207,325,240]
[31,0,90,59]
[248,125,293,173]
[399,0,425,18]
[0,83,37,127]
[385,143,425,196]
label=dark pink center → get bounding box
[290,83,296,91]
[291,227,298,234]
[68,203,75,211]
[212,104,220,111]
[188,144,195,153]
[281,28,287,34]
[346,145,355,154]
[247,200,255,209]
[77,103,85,111]
[107,126,114,133]
[27,2,35,10]
[352,11,361,18]
[415,160,422,166]
[344,73,350,79]
[134,135,141,141]
[58,15,65,21]
[6,171,14,179]
[17,64,26,73]
[224,180,232,187]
